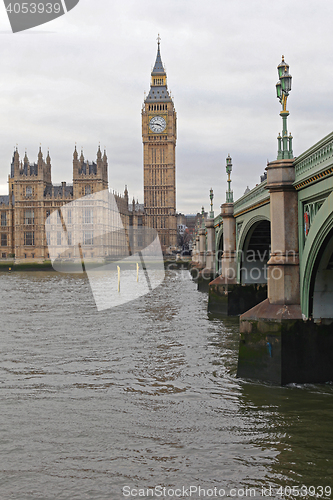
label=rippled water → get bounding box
[0,270,332,500]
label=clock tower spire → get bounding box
[142,37,177,251]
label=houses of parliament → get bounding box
[0,39,177,262]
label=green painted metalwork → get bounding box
[234,180,269,215]
[209,188,214,218]
[300,190,333,317]
[214,213,222,228]
[225,154,234,203]
[276,56,293,160]
[294,132,333,184]
[303,198,327,240]
[295,134,333,315]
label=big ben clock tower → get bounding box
[142,36,177,251]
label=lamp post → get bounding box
[226,154,233,203]
[276,56,293,159]
[209,188,214,218]
[201,206,205,228]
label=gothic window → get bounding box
[26,186,32,197]
[84,208,93,224]
[24,209,34,225]
[45,210,50,223]
[1,212,7,226]
[1,233,7,246]
[57,232,61,245]
[67,232,72,246]
[83,231,93,245]
[67,209,72,225]
[85,185,91,196]
[24,232,34,246]
[46,232,51,246]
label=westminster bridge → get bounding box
[191,57,333,385]
[191,132,333,385]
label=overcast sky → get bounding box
[1,0,333,214]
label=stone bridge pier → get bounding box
[238,158,333,385]
[208,201,267,315]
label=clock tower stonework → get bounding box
[142,39,177,251]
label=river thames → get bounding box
[0,269,332,500]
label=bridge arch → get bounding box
[215,225,223,274]
[301,191,333,319]
[237,215,271,284]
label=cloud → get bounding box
[0,0,333,213]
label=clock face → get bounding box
[149,116,166,133]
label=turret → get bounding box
[80,148,84,166]
[45,149,52,184]
[97,144,103,178]
[73,145,79,178]
[37,146,43,177]
[13,148,20,177]
[144,35,172,112]
[23,150,29,172]
[150,35,167,87]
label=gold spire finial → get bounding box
[282,55,284,61]
[157,33,161,46]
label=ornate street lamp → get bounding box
[226,154,233,203]
[276,56,293,159]
[209,188,214,218]
[201,206,205,228]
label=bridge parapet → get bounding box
[214,213,222,228]
[294,131,333,187]
[234,180,269,216]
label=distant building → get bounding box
[183,213,208,237]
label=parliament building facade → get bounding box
[0,146,144,262]
[0,40,176,262]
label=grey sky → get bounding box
[1,0,333,214]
